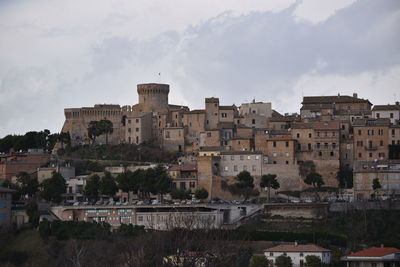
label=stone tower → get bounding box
[137,83,169,113]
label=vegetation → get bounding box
[389,144,400,159]
[221,171,259,200]
[194,188,209,200]
[372,178,382,198]
[303,172,324,202]
[88,120,114,145]
[336,166,353,188]
[260,174,280,203]
[305,255,322,267]
[249,255,269,267]
[84,174,101,201]
[275,255,293,267]
[59,143,180,163]
[99,171,118,197]
[41,172,67,203]
[170,188,192,200]
[16,171,39,198]
[0,129,60,153]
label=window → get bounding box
[358,129,362,135]
[308,143,311,151]
[330,151,334,157]
[392,129,395,136]
[369,153,373,158]
[286,152,289,157]
[273,161,277,164]
[166,131,170,138]
[128,128,131,133]
[272,152,277,157]
[136,128,139,132]
[138,216,143,222]
[136,119,139,123]
[332,143,336,149]
[234,165,238,171]
[180,182,186,189]
[358,153,362,158]
[255,155,260,160]
[319,151,322,157]
[240,155,244,160]
[308,133,312,138]
[128,119,131,124]
[283,253,287,256]
[297,144,301,151]
[224,166,229,171]
[207,132,211,137]
[390,113,394,118]
[231,155,234,160]
[273,141,276,147]
[380,140,384,146]
[376,113,380,118]
[222,113,227,118]
[247,155,251,160]
[252,165,256,171]
[300,252,304,257]
[286,161,289,165]
[252,119,256,125]
[379,152,385,158]
[270,252,274,256]
[317,143,320,149]
[342,124,345,130]
[190,182,196,188]
[285,141,289,147]
[296,133,300,138]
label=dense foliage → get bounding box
[0,129,62,153]
[41,172,67,203]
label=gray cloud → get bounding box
[0,0,399,137]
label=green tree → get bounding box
[260,174,280,203]
[84,174,101,201]
[194,188,209,200]
[235,171,257,200]
[153,165,172,201]
[249,255,269,267]
[16,171,39,198]
[304,172,324,202]
[305,255,322,267]
[336,166,353,188]
[41,172,67,203]
[26,202,40,227]
[88,121,103,145]
[372,178,382,199]
[275,255,293,267]
[58,132,71,150]
[170,188,191,200]
[100,171,118,198]
[99,120,113,145]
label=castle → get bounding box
[61,83,400,199]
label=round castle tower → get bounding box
[137,83,169,113]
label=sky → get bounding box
[0,0,399,137]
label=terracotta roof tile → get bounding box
[347,247,400,257]
[265,244,330,253]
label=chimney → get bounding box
[353,93,358,98]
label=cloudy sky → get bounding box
[0,0,399,137]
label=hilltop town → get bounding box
[1,83,400,266]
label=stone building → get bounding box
[0,186,15,231]
[353,160,400,200]
[168,164,198,191]
[372,102,400,124]
[0,150,50,181]
[353,118,391,161]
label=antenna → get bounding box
[158,72,161,83]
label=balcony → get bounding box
[364,146,378,151]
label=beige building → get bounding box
[219,151,263,177]
[353,160,400,200]
[168,164,198,191]
[353,118,391,161]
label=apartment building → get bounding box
[353,118,391,161]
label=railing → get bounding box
[364,146,378,151]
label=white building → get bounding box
[264,243,331,267]
[372,103,400,124]
[341,246,400,267]
[64,176,87,203]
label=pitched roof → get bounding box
[168,164,197,172]
[265,244,330,253]
[302,95,371,105]
[372,104,400,111]
[347,247,400,257]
